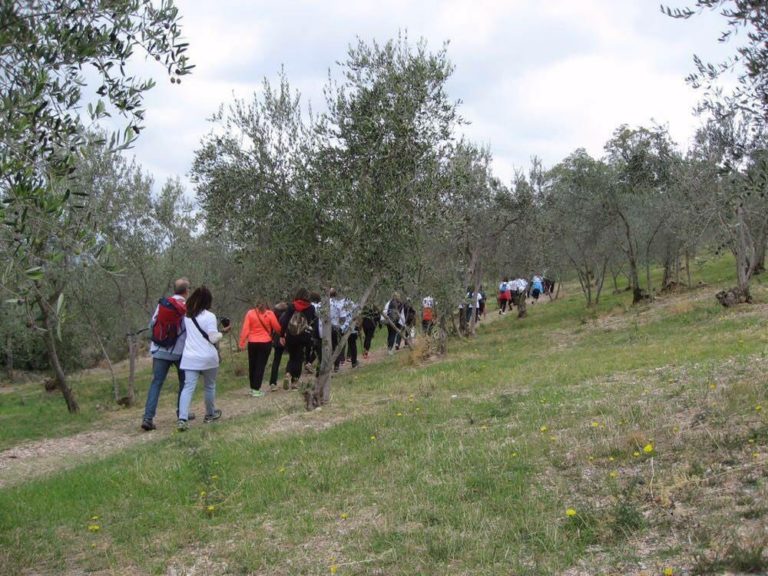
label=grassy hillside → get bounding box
[0,255,766,575]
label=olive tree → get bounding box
[194,34,461,409]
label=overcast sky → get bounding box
[125,0,733,192]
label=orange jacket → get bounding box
[239,308,281,347]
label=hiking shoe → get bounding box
[387,348,394,356]
[177,419,188,432]
[283,374,290,390]
[250,389,265,398]
[203,409,222,423]
[141,419,156,431]
[269,384,278,392]
[290,379,299,390]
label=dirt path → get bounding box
[0,301,523,489]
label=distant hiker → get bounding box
[383,292,404,355]
[268,301,288,391]
[361,303,380,359]
[177,286,223,431]
[330,289,358,371]
[530,274,544,303]
[239,299,282,397]
[543,277,556,299]
[422,295,435,334]
[279,288,318,389]
[498,277,511,314]
[478,286,487,320]
[141,277,190,432]
[403,298,417,344]
[305,291,322,373]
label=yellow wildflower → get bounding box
[643,443,654,454]
[540,425,548,433]
[340,513,348,520]
[370,435,376,440]
[330,565,338,574]
[591,421,599,428]
[633,451,640,458]
[206,505,215,513]
[396,412,402,417]
[90,515,99,521]
[565,508,577,517]
[87,524,100,533]
[756,405,762,412]
[663,568,673,576]
[609,471,618,478]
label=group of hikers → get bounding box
[140,273,550,432]
[139,279,437,432]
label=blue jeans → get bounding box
[142,357,185,422]
[178,368,218,421]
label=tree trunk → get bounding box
[685,248,692,288]
[436,316,447,356]
[754,236,766,275]
[310,275,379,411]
[5,334,13,383]
[125,333,138,407]
[37,296,79,413]
[594,257,609,305]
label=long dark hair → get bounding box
[186,286,213,318]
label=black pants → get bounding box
[387,323,402,349]
[247,342,272,391]
[286,341,305,381]
[362,318,376,351]
[269,343,284,386]
[422,319,433,334]
[346,332,358,366]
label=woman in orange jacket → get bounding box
[239,300,282,397]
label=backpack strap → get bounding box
[191,316,211,342]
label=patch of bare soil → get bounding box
[0,334,415,489]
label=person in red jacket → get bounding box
[279,288,318,389]
[239,299,282,397]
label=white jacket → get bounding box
[180,310,220,371]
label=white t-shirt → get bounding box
[180,310,220,371]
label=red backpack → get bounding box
[151,297,187,348]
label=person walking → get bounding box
[498,277,511,314]
[141,277,190,432]
[421,295,435,334]
[268,302,288,391]
[177,286,223,431]
[383,292,404,355]
[361,303,380,359]
[239,299,282,397]
[279,288,318,389]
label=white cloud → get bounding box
[119,0,736,194]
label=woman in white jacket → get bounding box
[178,286,223,431]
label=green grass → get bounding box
[1,253,767,574]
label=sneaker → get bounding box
[250,389,265,398]
[290,379,299,390]
[283,373,290,390]
[388,348,394,356]
[269,384,278,392]
[351,362,358,368]
[141,419,156,431]
[203,409,222,423]
[177,419,188,432]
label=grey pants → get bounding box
[178,367,218,421]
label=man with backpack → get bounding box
[141,278,190,431]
